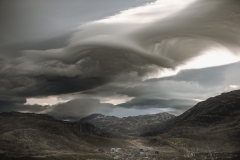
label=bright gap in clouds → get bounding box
[26,94,133,106]
[182,48,240,70]
[229,85,240,90]
[26,96,69,106]
[98,96,134,105]
[145,48,240,80]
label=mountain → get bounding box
[1,90,240,159]
[80,112,175,137]
[0,112,132,159]
[142,90,240,153]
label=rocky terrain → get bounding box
[0,90,240,159]
[0,112,132,159]
[80,112,175,137]
[143,90,240,153]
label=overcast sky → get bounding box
[1,0,240,120]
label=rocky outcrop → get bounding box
[80,112,175,136]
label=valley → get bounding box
[0,90,240,159]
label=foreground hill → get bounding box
[0,112,132,158]
[143,90,240,152]
[80,112,175,137]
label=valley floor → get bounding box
[1,138,239,160]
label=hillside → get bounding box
[143,90,240,152]
[80,112,175,137]
[0,112,132,159]
[1,90,240,159]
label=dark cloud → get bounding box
[66,0,240,68]
[117,97,195,110]
[117,80,208,100]
[47,98,114,120]
[0,102,46,113]
[155,62,240,87]
[157,61,240,88]
[0,0,240,117]
[0,74,107,103]
[0,98,114,121]
[15,0,240,83]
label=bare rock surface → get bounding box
[80,112,175,136]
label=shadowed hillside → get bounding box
[0,112,132,159]
[142,90,240,152]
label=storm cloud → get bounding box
[1,0,240,118]
[47,98,114,120]
[20,0,240,70]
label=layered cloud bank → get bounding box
[21,0,240,73]
[1,0,240,119]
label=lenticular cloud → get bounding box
[21,0,240,79]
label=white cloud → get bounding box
[26,96,69,106]
[98,0,196,24]
[20,0,240,82]
[229,85,240,89]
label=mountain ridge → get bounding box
[1,90,240,158]
[80,112,175,137]
[0,111,132,156]
[141,90,240,152]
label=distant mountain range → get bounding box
[80,112,175,137]
[0,90,240,159]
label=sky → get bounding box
[1,0,240,120]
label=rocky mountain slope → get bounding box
[143,90,240,152]
[80,112,175,137]
[0,112,132,156]
[1,90,240,158]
